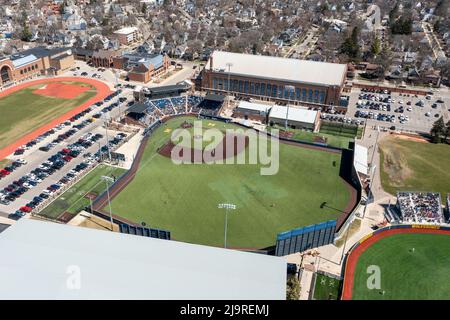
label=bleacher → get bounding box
[127,95,204,128]
[396,192,444,224]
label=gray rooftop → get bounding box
[206,51,347,87]
[0,219,286,300]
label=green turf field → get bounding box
[39,164,125,219]
[0,82,97,151]
[379,136,450,202]
[268,124,354,149]
[352,233,450,300]
[313,273,342,300]
[107,116,351,248]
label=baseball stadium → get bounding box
[0,77,111,160]
[91,115,358,249]
[342,225,450,300]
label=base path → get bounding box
[341,226,450,300]
[0,77,112,161]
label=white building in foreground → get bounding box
[0,219,286,300]
[268,105,320,131]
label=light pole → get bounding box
[284,85,295,130]
[218,203,236,248]
[101,175,115,231]
[226,62,233,109]
[101,113,112,163]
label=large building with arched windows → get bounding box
[199,51,347,109]
[0,47,75,89]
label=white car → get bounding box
[16,159,27,164]
[425,112,431,117]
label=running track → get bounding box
[0,77,112,161]
[341,227,450,300]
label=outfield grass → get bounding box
[314,273,342,300]
[0,82,97,151]
[39,164,126,219]
[379,136,450,201]
[108,116,351,248]
[268,124,354,149]
[352,233,450,300]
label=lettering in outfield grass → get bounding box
[170,121,279,176]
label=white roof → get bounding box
[0,219,286,300]
[12,54,38,68]
[114,27,138,35]
[237,100,271,113]
[269,105,318,124]
[207,51,347,87]
[354,144,368,175]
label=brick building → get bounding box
[200,51,347,109]
[113,53,170,83]
[0,47,75,88]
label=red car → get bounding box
[20,206,32,213]
[0,169,11,175]
[63,155,73,162]
[62,148,71,154]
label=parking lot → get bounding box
[346,87,450,133]
[0,87,135,218]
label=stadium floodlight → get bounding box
[101,175,115,231]
[284,85,296,130]
[226,62,233,108]
[218,203,236,248]
[100,113,112,163]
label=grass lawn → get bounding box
[268,124,354,149]
[0,82,97,151]
[314,273,342,300]
[39,164,126,219]
[108,116,351,248]
[379,136,450,201]
[352,233,450,300]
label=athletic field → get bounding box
[39,164,125,219]
[379,136,450,202]
[313,273,342,300]
[0,81,97,152]
[107,116,352,248]
[345,230,450,300]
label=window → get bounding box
[314,90,319,103]
[266,84,271,96]
[20,70,23,75]
[250,82,255,95]
[238,80,243,92]
[319,91,326,103]
[255,83,260,96]
[278,86,283,98]
[244,81,249,93]
[302,89,307,101]
[308,89,313,102]
[213,78,218,89]
[261,83,266,96]
[296,88,300,100]
[272,85,277,97]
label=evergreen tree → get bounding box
[430,116,445,143]
[371,36,381,56]
[340,27,360,60]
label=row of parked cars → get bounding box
[6,132,107,219]
[320,113,365,126]
[354,110,397,123]
[0,159,27,181]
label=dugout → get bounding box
[198,93,225,116]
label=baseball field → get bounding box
[106,116,354,248]
[0,77,111,160]
[343,228,450,300]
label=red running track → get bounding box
[341,227,450,300]
[0,77,112,161]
